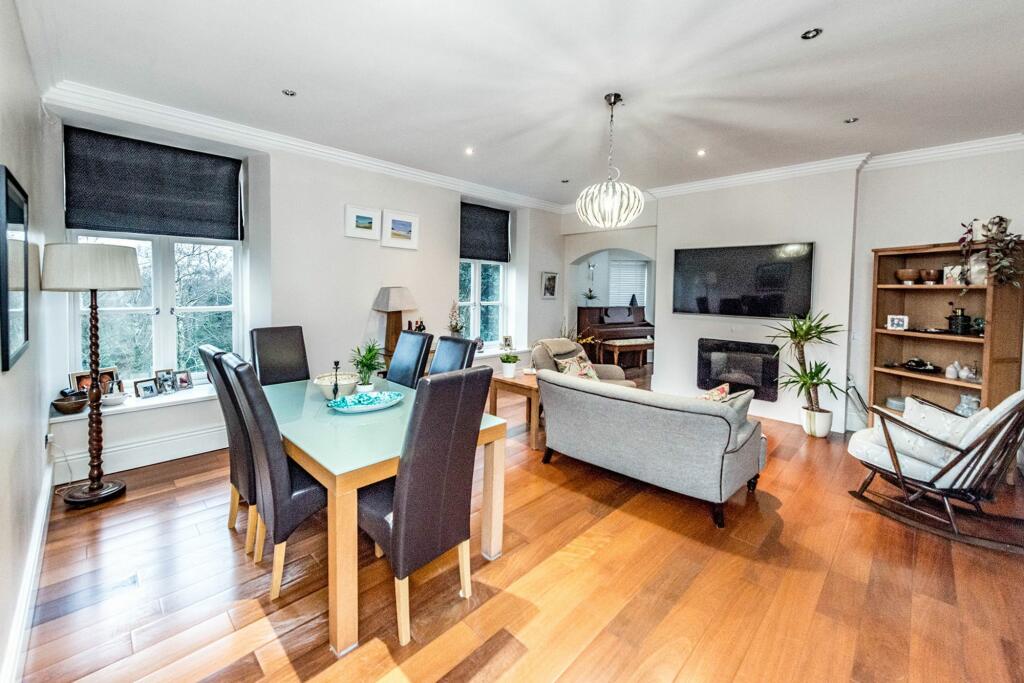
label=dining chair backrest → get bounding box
[250,325,310,386]
[387,330,434,389]
[199,344,256,504]
[429,336,477,375]
[390,366,493,579]
[222,353,293,540]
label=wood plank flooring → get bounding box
[25,387,1024,682]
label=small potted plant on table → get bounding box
[767,312,845,437]
[499,352,519,379]
[351,339,385,393]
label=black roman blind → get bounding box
[460,202,510,262]
[64,126,243,240]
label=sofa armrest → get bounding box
[593,363,626,381]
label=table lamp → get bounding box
[43,242,141,506]
[372,286,417,361]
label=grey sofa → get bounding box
[531,338,636,388]
[537,369,766,527]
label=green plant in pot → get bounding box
[766,312,845,437]
[350,339,386,393]
[499,353,519,379]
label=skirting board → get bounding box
[0,464,53,683]
[51,425,228,485]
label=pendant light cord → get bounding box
[606,101,616,181]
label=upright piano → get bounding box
[576,306,655,369]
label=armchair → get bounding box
[531,338,635,388]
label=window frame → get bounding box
[458,258,506,348]
[68,229,244,383]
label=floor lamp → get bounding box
[372,286,417,365]
[43,242,141,506]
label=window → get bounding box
[608,260,648,306]
[458,259,505,345]
[72,233,241,381]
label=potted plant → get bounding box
[766,312,845,437]
[499,353,519,379]
[448,301,465,337]
[959,215,1021,289]
[581,288,600,305]
[350,339,385,393]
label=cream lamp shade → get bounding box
[372,286,417,312]
[41,243,141,292]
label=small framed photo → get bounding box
[344,205,381,241]
[174,370,193,390]
[134,378,159,399]
[541,272,558,299]
[886,315,909,330]
[381,210,419,250]
[155,368,177,394]
[69,367,121,393]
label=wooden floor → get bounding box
[25,386,1024,682]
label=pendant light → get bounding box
[576,93,645,229]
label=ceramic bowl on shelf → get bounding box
[313,371,359,400]
[52,395,88,415]
[895,268,920,284]
[100,392,130,407]
[919,269,941,284]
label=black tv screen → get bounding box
[672,243,813,318]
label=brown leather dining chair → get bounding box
[386,330,433,388]
[357,365,493,645]
[223,353,327,600]
[250,325,310,385]
[199,345,259,554]
[428,335,477,375]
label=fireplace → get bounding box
[697,338,779,401]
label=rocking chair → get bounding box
[848,391,1024,553]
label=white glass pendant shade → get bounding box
[575,175,645,229]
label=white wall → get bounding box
[526,208,565,344]
[653,170,860,430]
[0,0,50,678]
[847,149,1024,428]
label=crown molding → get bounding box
[862,133,1024,171]
[41,81,562,212]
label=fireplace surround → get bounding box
[697,338,779,401]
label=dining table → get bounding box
[263,376,508,656]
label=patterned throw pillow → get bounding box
[555,352,600,380]
[698,383,730,402]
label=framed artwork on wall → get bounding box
[541,271,558,299]
[1,165,29,372]
[381,210,419,250]
[344,205,382,241]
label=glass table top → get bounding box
[263,377,505,477]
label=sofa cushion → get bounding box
[849,428,941,481]
[539,338,580,357]
[723,390,754,422]
[698,383,730,402]
[872,398,990,467]
[555,351,599,380]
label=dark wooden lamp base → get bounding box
[62,479,127,507]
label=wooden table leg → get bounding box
[327,487,359,655]
[613,347,620,366]
[481,437,506,560]
[529,393,541,450]
[489,384,498,416]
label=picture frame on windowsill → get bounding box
[134,377,159,399]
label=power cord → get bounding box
[49,442,78,497]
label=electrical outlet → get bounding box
[45,432,53,447]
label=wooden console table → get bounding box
[598,338,654,367]
[489,372,542,450]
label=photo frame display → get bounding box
[69,366,122,393]
[134,378,159,399]
[381,210,419,250]
[886,314,909,330]
[541,272,558,299]
[344,205,382,241]
[1,165,29,372]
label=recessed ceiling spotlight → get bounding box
[561,178,570,183]
[844,116,859,124]
[281,89,297,97]
[801,28,823,40]
[464,146,474,156]
[697,149,707,157]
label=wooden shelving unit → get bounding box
[868,241,1024,423]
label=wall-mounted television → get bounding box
[672,242,813,318]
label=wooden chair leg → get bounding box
[395,577,411,646]
[542,447,554,464]
[253,513,267,563]
[270,542,287,600]
[458,540,472,599]
[710,503,725,529]
[244,505,258,555]
[374,542,384,558]
[227,484,240,529]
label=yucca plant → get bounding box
[766,312,845,412]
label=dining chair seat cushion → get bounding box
[357,476,397,555]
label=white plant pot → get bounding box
[501,362,517,379]
[355,383,375,393]
[800,407,833,437]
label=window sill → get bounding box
[474,347,531,360]
[49,384,218,424]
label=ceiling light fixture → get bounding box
[464,146,474,156]
[576,93,644,229]
[844,117,859,124]
[697,149,707,157]
[281,89,297,97]
[801,28,823,40]
[561,179,570,183]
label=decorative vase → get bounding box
[800,407,832,437]
[449,330,463,339]
[954,394,980,417]
[501,362,517,379]
[356,382,375,393]
[968,251,988,286]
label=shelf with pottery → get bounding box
[868,239,1024,424]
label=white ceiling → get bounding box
[16,0,1024,204]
